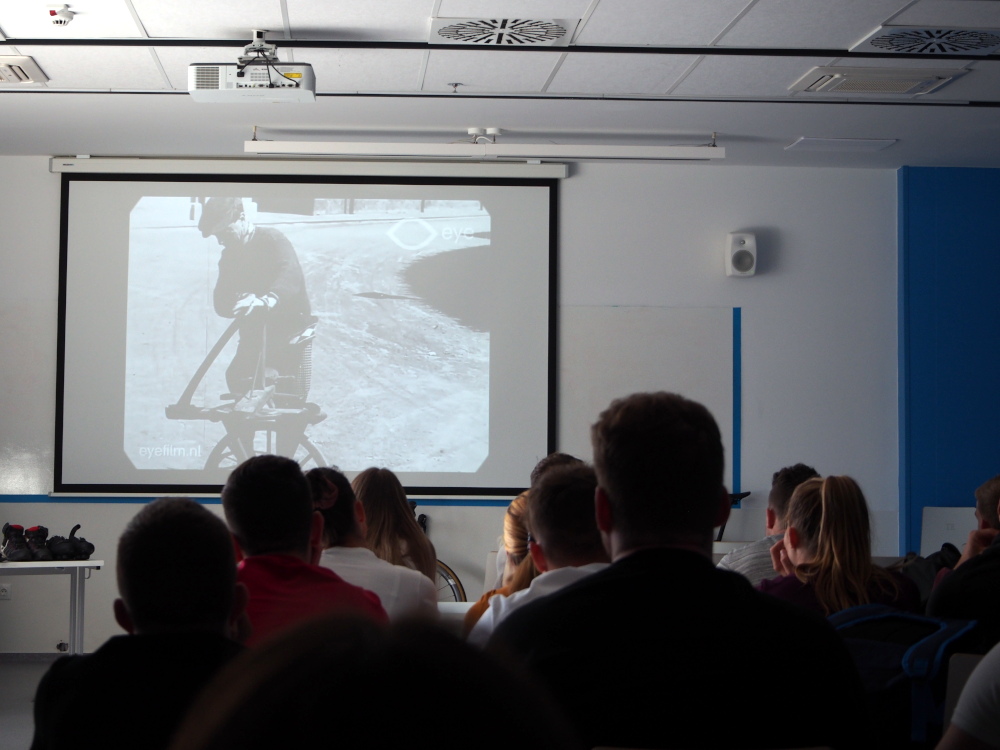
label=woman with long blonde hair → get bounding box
[351,467,437,582]
[758,475,919,615]
[462,490,539,634]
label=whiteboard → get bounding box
[558,305,737,489]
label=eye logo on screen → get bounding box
[386,218,437,251]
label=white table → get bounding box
[0,560,103,654]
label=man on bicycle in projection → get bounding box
[198,197,315,404]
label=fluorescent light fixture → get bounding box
[785,137,897,152]
[243,140,725,161]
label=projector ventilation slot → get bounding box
[431,18,574,46]
[192,66,221,90]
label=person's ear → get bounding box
[113,598,135,634]
[595,486,614,533]
[765,506,777,532]
[529,540,549,573]
[786,526,801,551]
[977,511,990,531]
[230,534,246,564]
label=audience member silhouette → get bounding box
[936,639,1000,750]
[467,463,610,646]
[758,475,919,615]
[465,453,583,633]
[306,466,437,621]
[221,454,386,646]
[928,473,1000,652]
[716,462,819,585]
[351,466,437,581]
[31,498,246,750]
[489,391,870,749]
[168,615,578,750]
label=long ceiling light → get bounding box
[243,140,725,161]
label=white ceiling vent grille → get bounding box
[789,67,966,96]
[852,26,1000,55]
[0,56,48,85]
[431,18,575,46]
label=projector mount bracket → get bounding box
[237,29,279,68]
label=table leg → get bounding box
[68,568,86,654]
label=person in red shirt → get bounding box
[221,454,387,646]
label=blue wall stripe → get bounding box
[733,307,742,497]
[897,168,910,553]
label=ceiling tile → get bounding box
[15,45,167,89]
[718,0,912,49]
[293,48,427,92]
[573,0,753,46]
[422,49,556,92]
[286,0,437,41]
[548,52,699,94]
[671,55,836,97]
[0,0,143,39]
[130,0,285,39]
[892,1,1000,28]
[439,1,592,18]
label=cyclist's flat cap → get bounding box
[198,197,245,237]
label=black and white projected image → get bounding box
[124,196,490,474]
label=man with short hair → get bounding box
[468,464,610,646]
[222,454,387,646]
[975,475,1000,532]
[31,498,246,750]
[489,392,868,749]
[199,197,314,400]
[716,462,819,585]
[927,473,1000,652]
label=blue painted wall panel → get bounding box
[899,167,1000,552]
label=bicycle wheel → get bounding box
[435,560,466,603]
[205,433,326,471]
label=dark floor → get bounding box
[0,654,57,750]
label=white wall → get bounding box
[0,157,898,652]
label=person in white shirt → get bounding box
[306,467,437,622]
[716,462,819,586]
[938,642,1000,750]
[468,463,610,646]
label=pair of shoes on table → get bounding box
[0,523,41,562]
[0,523,95,562]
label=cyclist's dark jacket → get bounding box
[213,226,312,394]
[213,226,311,322]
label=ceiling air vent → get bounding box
[431,18,575,46]
[789,67,966,96]
[0,56,48,85]
[852,26,1000,55]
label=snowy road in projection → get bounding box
[124,200,491,474]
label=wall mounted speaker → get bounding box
[725,232,756,277]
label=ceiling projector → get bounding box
[188,29,315,103]
[188,62,315,103]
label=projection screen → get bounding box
[56,174,556,495]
